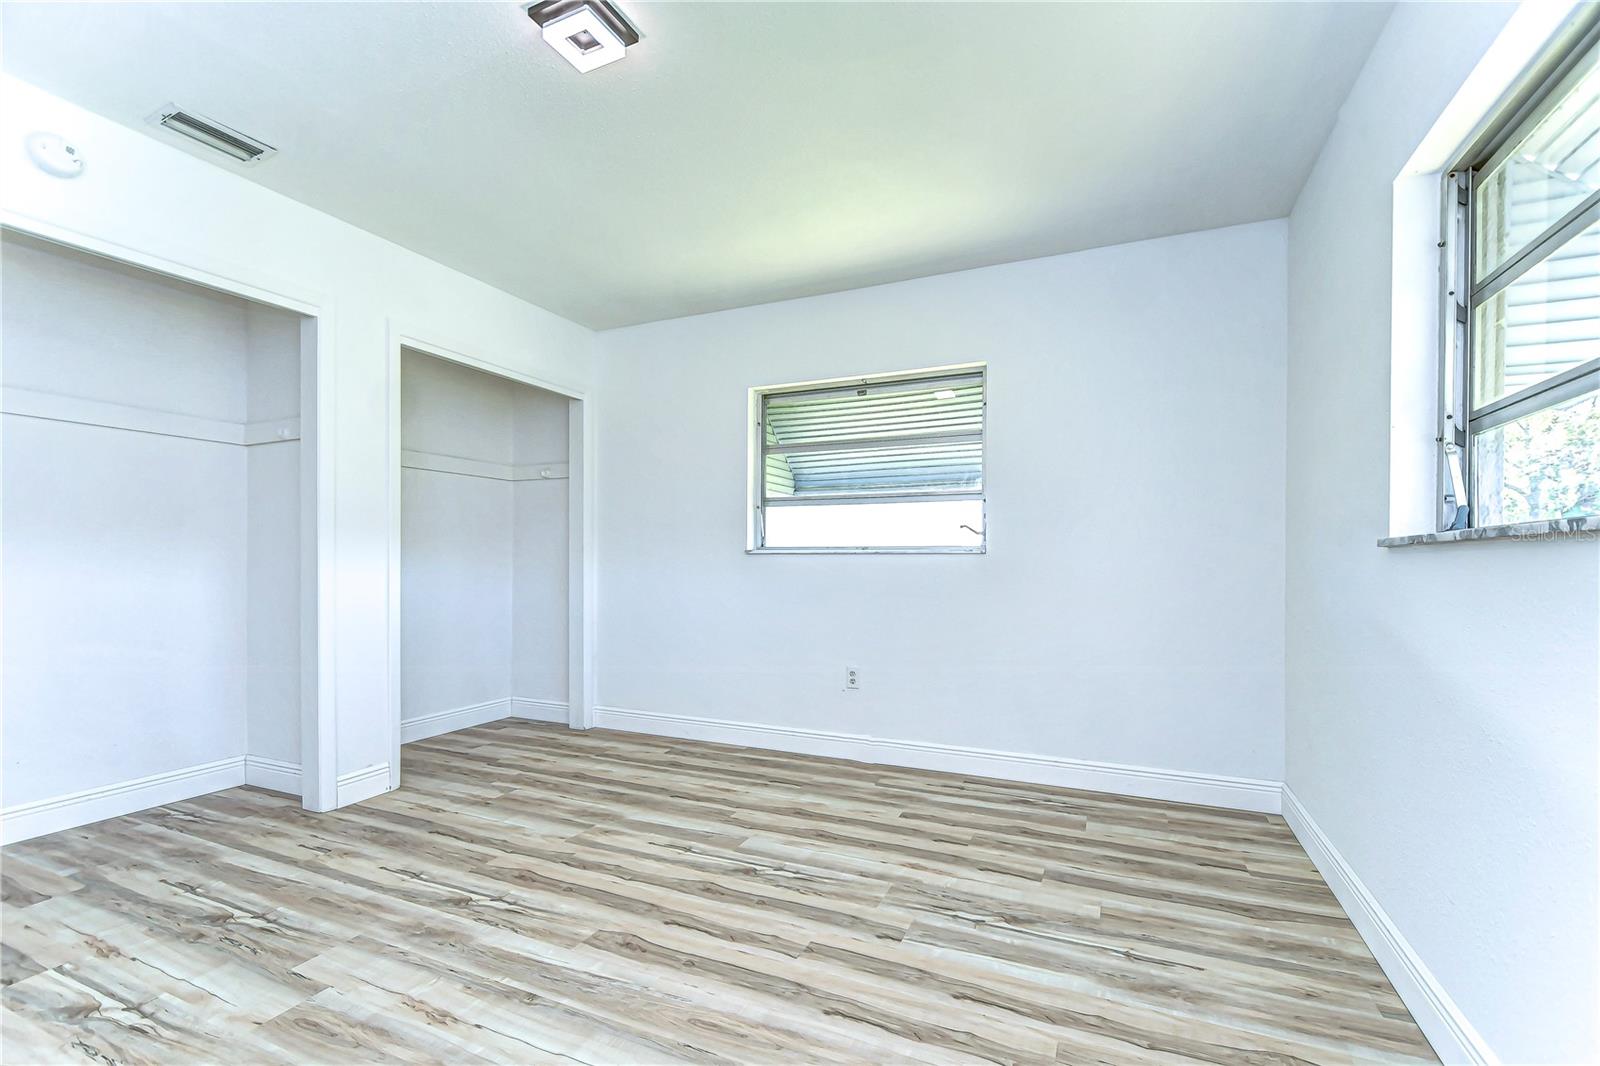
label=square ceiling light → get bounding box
[527,0,639,73]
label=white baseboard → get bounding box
[243,755,301,795]
[336,762,391,806]
[401,698,514,744]
[402,697,570,746]
[593,706,1282,814]
[241,757,391,808]
[1281,786,1492,1065]
[511,697,568,723]
[1,756,246,846]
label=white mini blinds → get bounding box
[755,368,986,552]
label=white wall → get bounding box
[400,350,568,725]
[1,235,298,806]
[401,351,517,720]
[596,220,1288,789]
[245,304,303,766]
[3,418,246,806]
[245,440,301,765]
[0,74,598,795]
[2,235,250,417]
[401,464,515,716]
[1285,4,1598,1062]
[512,390,570,703]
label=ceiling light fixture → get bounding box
[527,0,638,73]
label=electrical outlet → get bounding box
[845,667,860,690]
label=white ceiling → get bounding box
[2,2,1392,329]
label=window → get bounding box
[1439,33,1599,529]
[750,366,986,552]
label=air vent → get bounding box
[152,106,275,164]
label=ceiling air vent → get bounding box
[151,106,275,164]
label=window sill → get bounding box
[1378,516,1599,548]
[747,546,986,556]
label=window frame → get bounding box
[747,363,988,555]
[1437,24,1600,531]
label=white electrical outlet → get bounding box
[845,667,860,690]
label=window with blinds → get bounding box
[1439,28,1599,528]
[752,367,986,552]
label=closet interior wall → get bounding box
[399,349,568,742]
[0,232,307,825]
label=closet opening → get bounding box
[0,230,326,838]
[392,344,586,777]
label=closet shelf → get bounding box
[401,449,569,482]
[1,387,299,447]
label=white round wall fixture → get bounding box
[25,132,85,178]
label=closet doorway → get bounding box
[0,229,329,835]
[389,340,590,782]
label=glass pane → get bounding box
[1473,48,1600,282]
[763,500,983,549]
[1471,218,1600,409]
[1472,389,1600,524]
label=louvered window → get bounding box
[752,367,986,552]
[1439,30,1599,528]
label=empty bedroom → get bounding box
[0,1,1596,1064]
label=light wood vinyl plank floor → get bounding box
[1,720,1436,1064]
